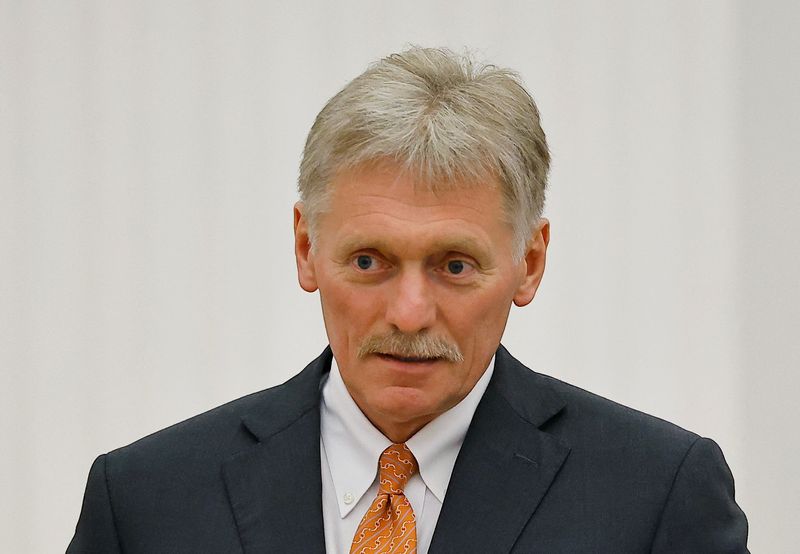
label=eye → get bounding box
[355,254,375,270]
[447,260,465,274]
[351,253,389,273]
[442,258,475,277]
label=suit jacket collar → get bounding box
[490,344,567,427]
[222,348,331,554]
[222,345,569,554]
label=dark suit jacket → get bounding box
[68,346,748,553]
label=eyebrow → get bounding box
[336,235,495,264]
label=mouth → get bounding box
[376,353,443,364]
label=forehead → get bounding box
[319,164,514,256]
[327,162,506,211]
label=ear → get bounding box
[513,218,550,307]
[294,202,318,293]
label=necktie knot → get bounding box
[378,443,418,495]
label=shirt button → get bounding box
[343,492,355,505]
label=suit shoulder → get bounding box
[533,370,700,452]
[496,347,699,451]
[103,371,307,473]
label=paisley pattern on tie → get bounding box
[350,443,419,554]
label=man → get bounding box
[69,47,748,553]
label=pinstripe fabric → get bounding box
[350,443,419,554]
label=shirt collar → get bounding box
[320,354,495,517]
[320,358,391,517]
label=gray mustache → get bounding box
[357,331,464,363]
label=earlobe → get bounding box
[513,219,550,307]
[293,202,318,293]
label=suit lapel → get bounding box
[429,346,571,553]
[221,350,332,554]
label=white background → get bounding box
[1,1,798,552]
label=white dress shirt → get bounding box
[320,355,495,554]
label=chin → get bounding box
[372,386,436,423]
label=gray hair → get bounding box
[297,46,550,260]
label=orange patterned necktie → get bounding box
[350,443,419,554]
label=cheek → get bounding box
[436,283,517,367]
[444,283,515,334]
[318,277,384,343]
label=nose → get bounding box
[385,268,437,334]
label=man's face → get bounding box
[294,163,549,440]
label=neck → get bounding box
[371,416,434,444]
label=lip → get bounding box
[373,353,446,373]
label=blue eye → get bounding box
[356,255,373,270]
[447,260,465,274]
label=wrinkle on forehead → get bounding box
[339,197,491,222]
[327,170,504,222]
